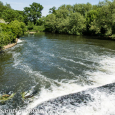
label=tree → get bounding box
[49,6,56,14]
[0,1,11,18]
[5,3,11,9]
[90,2,113,36]
[9,20,26,38]
[0,1,3,6]
[58,4,73,14]
[2,9,17,22]
[85,10,98,34]
[73,3,92,16]
[66,5,73,13]
[0,20,26,46]
[27,21,34,30]
[36,16,45,26]
[55,8,69,19]
[2,9,24,23]
[45,14,56,32]
[56,17,70,34]
[68,12,86,35]
[23,2,43,24]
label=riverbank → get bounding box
[0,38,18,52]
[26,32,36,34]
[4,38,18,50]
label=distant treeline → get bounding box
[0,0,115,48]
[45,0,115,37]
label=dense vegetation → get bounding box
[1,0,115,49]
[0,1,43,49]
[25,0,115,37]
[0,1,25,49]
[45,0,115,37]
[0,20,26,48]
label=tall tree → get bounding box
[36,16,45,26]
[2,9,24,23]
[0,1,12,18]
[68,12,86,35]
[23,2,43,24]
[45,14,56,32]
[90,1,113,36]
[73,3,92,16]
[49,6,56,14]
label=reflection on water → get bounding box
[0,33,115,115]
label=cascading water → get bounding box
[0,33,115,115]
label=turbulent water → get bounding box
[0,33,115,115]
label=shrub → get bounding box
[27,22,34,30]
[0,20,26,47]
[33,25,45,32]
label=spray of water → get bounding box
[7,38,115,115]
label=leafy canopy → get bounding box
[24,2,43,24]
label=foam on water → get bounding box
[20,84,115,115]
[17,39,23,43]
[61,91,115,115]
[7,39,115,115]
[60,57,87,66]
[19,54,115,115]
[88,57,115,85]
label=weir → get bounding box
[28,82,115,115]
[0,33,115,115]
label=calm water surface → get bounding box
[0,33,115,115]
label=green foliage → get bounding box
[27,21,34,30]
[86,10,98,25]
[56,17,70,34]
[1,0,115,40]
[33,26,45,32]
[89,0,113,36]
[45,0,115,38]
[45,6,86,35]
[55,8,69,19]
[0,1,12,18]
[49,6,56,14]
[45,14,56,32]
[9,20,26,38]
[2,9,17,22]
[23,2,43,24]
[73,3,92,16]
[0,20,26,47]
[0,26,2,32]
[2,9,24,23]
[85,10,98,34]
[68,13,86,35]
[36,16,45,26]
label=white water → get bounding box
[62,91,115,115]
[7,38,115,115]
[16,55,115,115]
[17,39,23,43]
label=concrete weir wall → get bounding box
[29,83,115,115]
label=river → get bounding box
[0,33,115,115]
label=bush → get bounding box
[27,22,34,30]
[0,20,26,47]
[33,25,45,32]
